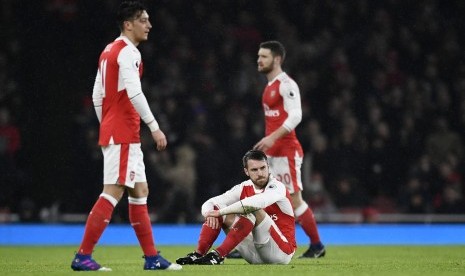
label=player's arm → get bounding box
[201,184,243,229]
[119,48,159,131]
[281,80,302,131]
[92,69,103,123]
[119,48,166,150]
[201,184,243,217]
[253,126,289,151]
[210,182,286,216]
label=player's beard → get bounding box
[252,175,269,189]
[258,60,274,74]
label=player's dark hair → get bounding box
[259,40,286,62]
[242,150,268,168]
[117,1,147,31]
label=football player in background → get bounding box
[253,40,326,258]
[176,150,296,265]
[70,1,181,271]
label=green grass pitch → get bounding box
[1,245,464,275]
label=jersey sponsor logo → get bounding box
[269,213,278,221]
[264,104,280,117]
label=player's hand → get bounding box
[253,136,275,151]
[206,210,221,218]
[204,211,221,229]
[151,129,167,151]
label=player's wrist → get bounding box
[147,120,159,132]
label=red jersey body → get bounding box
[96,37,144,146]
[261,72,303,157]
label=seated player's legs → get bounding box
[228,213,265,264]
[235,233,262,264]
[236,213,294,264]
[252,215,295,264]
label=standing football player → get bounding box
[70,1,181,271]
[176,150,296,265]
[253,40,326,258]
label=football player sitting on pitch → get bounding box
[176,150,296,265]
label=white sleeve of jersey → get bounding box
[201,183,244,217]
[118,47,159,131]
[280,80,302,131]
[92,69,103,123]
[219,180,287,215]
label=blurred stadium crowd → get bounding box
[1,0,465,223]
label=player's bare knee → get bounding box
[240,213,257,225]
[250,209,267,225]
[102,185,125,202]
[290,192,304,207]
[129,182,149,197]
[222,214,236,229]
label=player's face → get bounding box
[244,159,270,188]
[257,48,275,74]
[128,11,152,43]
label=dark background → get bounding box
[1,0,465,223]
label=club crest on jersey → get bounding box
[270,90,276,97]
[130,171,135,181]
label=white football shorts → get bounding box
[267,151,303,194]
[101,143,146,188]
[235,215,295,264]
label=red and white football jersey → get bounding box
[203,175,296,252]
[261,72,303,157]
[94,37,144,146]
